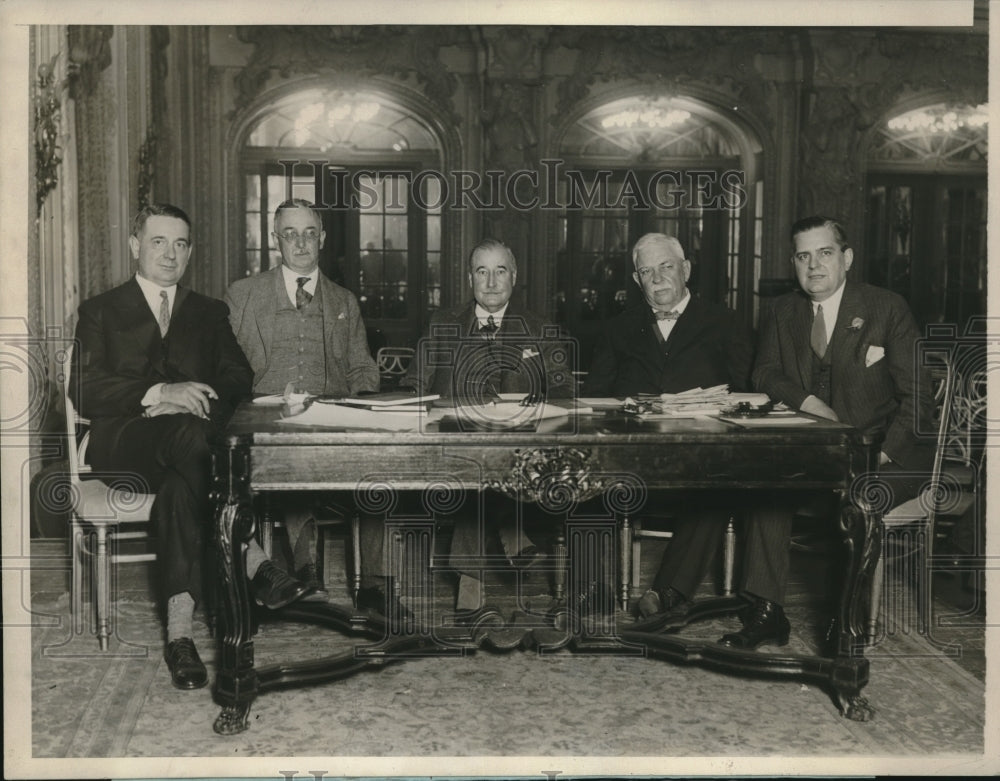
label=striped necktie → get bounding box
[811,304,828,358]
[158,290,170,337]
[295,277,313,309]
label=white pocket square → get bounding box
[522,348,540,359]
[865,345,885,367]
[337,311,347,320]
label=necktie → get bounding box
[295,277,313,309]
[811,304,828,358]
[158,290,170,337]
[654,310,680,321]
[480,314,498,338]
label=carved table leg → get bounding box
[211,444,258,736]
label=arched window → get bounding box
[554,95,761,367]
[864,102,987,329]
[241,87,444,346]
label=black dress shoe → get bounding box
[251,560,312,609]
[636,586,691,619]
[356,586,415,624]
[719,598,790,649]
[165,637,208,690]
[295,562,329,602]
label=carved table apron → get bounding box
[211,403,880,735]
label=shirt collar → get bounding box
[281,264,318,287]
[812,280,846,320]
[475,302,509,327]
[134,272,176,314]
[652,288,690,318]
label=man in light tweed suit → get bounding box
[225,199,403,619]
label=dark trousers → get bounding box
[89,413,215,606]
[649,466,928,607]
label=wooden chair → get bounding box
[63,345,157,650]
[376,346,415,390]
[620,514,738,612]
[868,354,960,642]
[257,494,364,605]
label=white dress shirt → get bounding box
[281,264,319,307]
[135,273,177,407]
[811,280,846,347]
[654,289,691,341]
[475,302,509,331]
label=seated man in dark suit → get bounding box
[402,238,575,619]
[72,203,312,691]
[226,199,402,617]
[583,232,754,621]
[721,215,935,648]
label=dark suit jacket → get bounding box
[403,301,575,399]
[753,281,934,470]
[225,266,378,396]
[72,277,254,465]
[582,297,754,396]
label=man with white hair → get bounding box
[583,232,754,622]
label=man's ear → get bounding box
[319,229,327,250]
[682,259,692,282]
[128,235,140,261]
[843,247,854,271]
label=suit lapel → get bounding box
[791,293,814,388]
[118,279,165,370]
[251,268,284,361]
[829,282,864,378]
[663,298,709,357]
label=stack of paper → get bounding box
[628,386,774,418]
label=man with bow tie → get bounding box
[402,238,574,621]
[72,203,313,691]
[225,199,401,620]
[582,232,754,624]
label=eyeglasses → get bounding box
[276,229,320,244]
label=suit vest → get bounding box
[255,283,327,394]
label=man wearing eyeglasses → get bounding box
[582,232,754,624]
[225,199,402,621]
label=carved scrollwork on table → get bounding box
[485,447,607,511]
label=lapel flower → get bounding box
[848,317,864,331]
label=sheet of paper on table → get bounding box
[278,402,440,431]
[722,414,817,427]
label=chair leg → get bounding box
[619,514,631,612]
[95,526,110,651]
[723,516,736,597]
[553,530,567,600]
[70,517,85,638]
[630,518,643,604]
[869,555,884,644]
[351,514,361,606]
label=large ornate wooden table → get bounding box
[210,402,881,735]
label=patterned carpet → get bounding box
[30,584,985,759]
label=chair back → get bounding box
[926,355,958,519]
[377,347,415,377]
[61,344,88,486]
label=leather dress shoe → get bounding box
[165,637,208,690]
[636,586,691,619]
[295,562,329,602]
[251,560,312,609]
[508,545,545,569]
[356,586,415,624]
[719,598,790,649]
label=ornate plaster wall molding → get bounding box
[232,26,469,125]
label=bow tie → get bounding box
[654,310,680,321]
